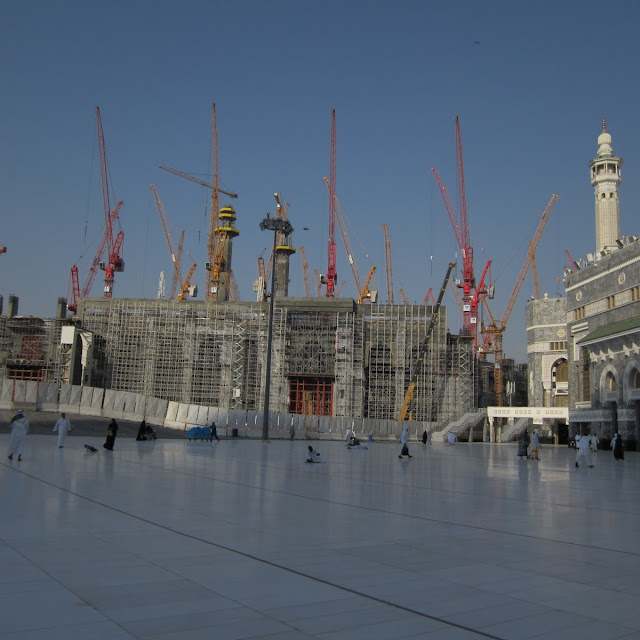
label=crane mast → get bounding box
[432,117,489,350]
[299,246,312,297]
[383,223,394,304]
[95,107,124,298]
[325,109,337,297]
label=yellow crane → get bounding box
[480,194,559,405]
[177,262,197,301]
[398,262,456,421]
[299,246,312,297]
[358,266,376,304]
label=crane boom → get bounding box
[159,165,238,199]
[383,224,394,304]
[177,262,197,301]
[299,246,312,297]
[500,194,559,328]
[398,262,456,421]
[325,109,337,297]
[358,266,376,304]
[530,243,541,299]
[150,185,183,299]
[323,176,361,296]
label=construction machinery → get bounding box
[399,288,409,305]
[480,194,559,405]
[324,109,338,297]
[432,117,490,350]
[398,262,456,421]
[68,108,124,312]
[160,104,237,301]
[382,223,394,304]
[254,255,268,301]
[150,185,183,299]
[358,266,377,304]
[272,192,296,298]
[177,262,197,301]
[323,176,362,297]
[299,246,312,297]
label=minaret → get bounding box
[588,117,623,256]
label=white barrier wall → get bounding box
[0,382,427,441]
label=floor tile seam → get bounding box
[8,467,507,640]
[88,452,640,531]
[7,461,640,564]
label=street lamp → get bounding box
[259,214,294,440]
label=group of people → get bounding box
[517,429,540,460]
[5,412,159,458]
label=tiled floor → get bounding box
[1,434,639,639]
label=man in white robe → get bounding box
[53,413,71,448]
[8,409,29,461]
[399,425,412,458]
[575,432,594,468]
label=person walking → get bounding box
[211,421,220,442]
[103,418,118,451]
[8,409,29,461]
[611,433,624,461]
[528,429,540,460]
[517,429,530,458]
[575,432,594,468]
[399,424,412,459]
[53,412,71,448]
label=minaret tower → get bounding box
[589,117,623,256]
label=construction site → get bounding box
[0,108,553,437]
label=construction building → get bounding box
[51,296,474,426]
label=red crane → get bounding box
[432,116,490,350]
[325,109,337,297]
[68,108,124,311]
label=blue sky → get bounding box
[2,0,640,363]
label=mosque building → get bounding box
[527,119,640,448]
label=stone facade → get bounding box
[565,239,640,448]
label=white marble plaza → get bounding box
[1,433,639,639]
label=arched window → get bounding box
[554,360,568,383]
[605,371,617,391]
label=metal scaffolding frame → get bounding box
[0,297,474,426]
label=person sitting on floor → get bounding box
[306,445,321,463]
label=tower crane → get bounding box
[529,242,541,299]
[68,108,124,312]
[94,107,124,299]
[325,109,338,297]
[481,194,559,405]
[159,104,238,301]
[399,288,409,305]
[382,223,394,304]
[424,288,436,306]
[254,255,267,301]
[398,262,456,421]
[177,262,197,301]
[358,266,376,304]
[299,246,312,297]
[432,116,490,350]
[323,176,362,297]
[150,184,183,299]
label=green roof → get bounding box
[577,316,640,345]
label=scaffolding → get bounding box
[0,315,64,383]
[64,296,474,423]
